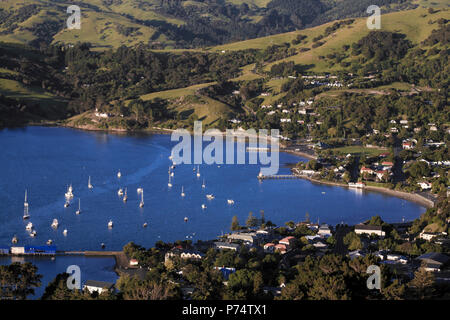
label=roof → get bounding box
[417,253,450,266]
[355,224,382,231]
[84,280,115,289]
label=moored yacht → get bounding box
[51,219,59,229]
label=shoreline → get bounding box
[293,173,434,209]
[8,123,432,215]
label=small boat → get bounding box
[88,176,93,189]
[227,199,235,205]
[117,188,124,196]
[26,222,33,231]
[30,230,37,237]
[181,186,185,197]
[47,239,53,245]
[65,184,74,199]
[23,190,30,220]
[184,217,188,222]
[64,201,70,208]
[201,204,206,210]
[170,172,174,177]
[108,220,113,228]
[123,188,128,202]
[51,219,59,229]
[101,243,105,249]
[322,192,326,194]
[202,179,206,188]
[206,194,215,200]
[63,229,68,236]
[12,235,18,244]
[137,187,143,194]
[196,165,200,178]
[75,199,81,215]
[169,155,173,160]
[117,170,122,178]
[168,175,172,188]
[139,191,144,208]
[143,222,148,228]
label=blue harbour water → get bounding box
[0,126,425,251]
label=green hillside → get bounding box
[0,0,422,49]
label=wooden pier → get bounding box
[258,174,300,180]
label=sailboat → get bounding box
[108,220,113,228]
[88,176,93,189]
[168,175,172,188]
[184,217,188,222]
[123,188,128,202]
[196,165,200,178]
[227,199,235,205]
[143,222,148,228]
[12,235,18,244]
[30,230,37,237]
[206,194,215,200]
[117,170,122,178]
[181,186,185,197]
[76,198,81,215]
[51,219,59,229]
[201,204,206,210]
[64,201,70,208]
[202,179,206,188]
[63,229,68,236]
[117,188,124,196]
[137,187,143,194]
[26,222,33,231]
[65,184,74,199]
[23,190,30,220]
[47,239,53,245]
[139,191,144,208]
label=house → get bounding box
[419,231,445,241]
[349,250,364,259]
[165,248,204,264]
[83,280,115,294]
[360,167,375,175]
[402,141,414,150]
[129,259,139,267]
[213,266,236,280]
[274,243,287,254]
[417,182,432,190]
[227,232,258,244]
[214,242,240,251]
[416,253,450,272]
[318,224,332,237]
[354,224,385,237]
[279,236,296,249]
[263,243,275,253]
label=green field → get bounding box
[329,146,388,157]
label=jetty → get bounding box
[258,174,300,180]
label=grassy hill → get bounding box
[0,0,424,49]
[212,7,450,73]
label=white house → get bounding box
[83,280,115,294]
[417,182,432,190]
[354,225,385,237]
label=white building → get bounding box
[83,280,115,294]
[354,225,385,237]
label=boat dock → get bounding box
[258,174,300,180]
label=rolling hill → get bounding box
[0,0,422,49]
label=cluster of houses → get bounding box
[359,152,394,182]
